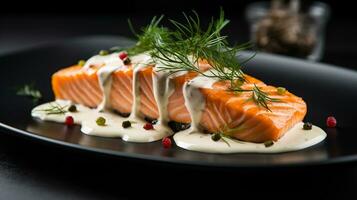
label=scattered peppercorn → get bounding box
[96,117,106,126]
[168,121,191,132]
[211,133,221,141]
[277,87,286,95]
[264,140,274,147]
[303,122,312,130]
[78,60,86,66]
[144,116,156,124]
[65,116,74,126]
[326,116,337,128]
[143,123,154,130]
[162,137,172,148]
[122,120,131,128]
[68,105,77,112]
[119,52,128,60]
[117,112,130,117]
[99,50,109,56]
[123,58,131,65]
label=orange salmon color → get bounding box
[52,62,306,143]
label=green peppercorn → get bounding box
[303,122,312,130]
[122,120,131,128]
[78,60,86,66]
[96,117,106,126]
[211,133,221,141]
[123,58,131,65]
[264,140,274,147]
[277,87,286,95]
[68,105,77,112]
[99,50,109,56]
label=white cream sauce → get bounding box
[152,64,177,126]
[82,53,123,70]
[97,65,121,111]
[31,101,170,142]
[183,75,216,131]
[31,52,327,153]
[174,122,326,153]
[129,53,152,119]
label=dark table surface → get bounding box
[1,15,357,199]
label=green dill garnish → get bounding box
[35,102,68,115]
[251,85,280,111]
[148,10,276,111]
[211,124,246,146]
[125,9,278,111]
[16,84,42,105]
[220,134,231,147]
[127,15,170,56]
[230,84,280,111]
[150,9,248,83]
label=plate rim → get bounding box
[1,35,357,168]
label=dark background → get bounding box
[1,0,356,68]
[1,0,357,199]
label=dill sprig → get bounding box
[220,134,231,147]
[211,124,246,147]
[16,84,42,105]
[149,10,277,110]
[230,84,280,111]
[251,84,281,111]
[127,15,170,56]
[150,9,249,84]
[35,102,68,115]
[125,9,277,111]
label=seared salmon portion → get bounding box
[52,62,306,143]
[200,80,306,142]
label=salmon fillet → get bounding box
[52,62,306,143]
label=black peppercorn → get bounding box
[264,140,274,147]
[123,58,131,65]
[211,133,221,141]
[68,105,77,112]
[303,122,312,130]
[168,121,190,132]
[122,120,131,128]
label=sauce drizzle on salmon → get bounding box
[51,52,307,143]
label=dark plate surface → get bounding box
[1,35,357,168]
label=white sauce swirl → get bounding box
[32,101,170,142]
[174,122,326,153]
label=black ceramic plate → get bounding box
[1,36,357,168]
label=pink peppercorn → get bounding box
[65,116,74,126]
[326,116,337,128]
[162,137,172,148]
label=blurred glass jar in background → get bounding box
[245,1,330,61]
